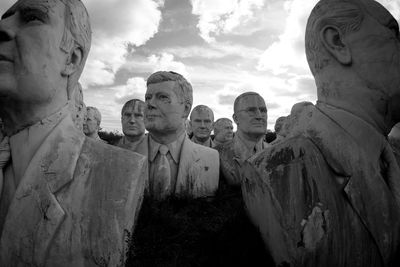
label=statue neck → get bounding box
[0,90,68,136]
[317,78,393,135]
[0,98,69,136]
[149,126,185,145]
[125,133,144,143]
[192,136,211,145]
[236,129,263,144]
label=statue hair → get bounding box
[233,92,263,113]
[121,99,145,115]
[214,118,232,135]
[86,106,101,125]
[190,105,214,121]
[60,0,92,99]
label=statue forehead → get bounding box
[86,108,97,118]
[237,94,266,108]
[276,117,286,124]
[192,107,213,118]
[8,0,62,14]
[216,119,232,128]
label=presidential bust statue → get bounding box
[143,71,219,200]
[0,0,147,266]
[242,0,400,266]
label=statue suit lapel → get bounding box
[175,135,202,197]
[0,116,85,265]
[307,108,400,264]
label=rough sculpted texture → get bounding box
[242,105,400,267]
[0,115,147,266]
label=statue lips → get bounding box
[127,125,138,131]
[145,114,161,121]
[0,55,12,62]
[0,55,13,72]
[251,120,266,127]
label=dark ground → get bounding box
[126,183,273,267]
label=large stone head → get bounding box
[144,71,193,136]
[0,0,91,119]
[233,92,267,140]
[213,118,234,144]
[190,105,214,142]
[83,106,101,137]
[306,0,400,101]
[121,99,145,138]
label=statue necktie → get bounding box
[154,144,171,200]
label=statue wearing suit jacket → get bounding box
[242,0,400,266]
[0,0,147,266]
[143,71,219,200]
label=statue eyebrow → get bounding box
[1,9,15,20]
[1,3,49,20]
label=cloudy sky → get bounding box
[1,0,400,132]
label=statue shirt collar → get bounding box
[148,131,185,163]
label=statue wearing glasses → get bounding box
[216,92,269,186]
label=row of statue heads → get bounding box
[0,0,400,266]
[73,78,313,151]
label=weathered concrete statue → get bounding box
[271,116,287,144]
[242,0,400,266]
[0,0,147,266]
[284,101,315,138]
[83,106,105,142]
[116,99,147,155]
[189,105,215,147]
[69,82,86,131]
[143,71,219,200]
[213,118,234,146]
[216,92,269,186]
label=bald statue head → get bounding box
[190,105,214,144]
[305,0,400,133]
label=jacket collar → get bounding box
[305,104,400,263]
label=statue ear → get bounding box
[232,113,238,125]
[183,102,192,119]
[61,46,83,77]
[320,25,352,65]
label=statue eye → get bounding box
[22,9,45,23]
